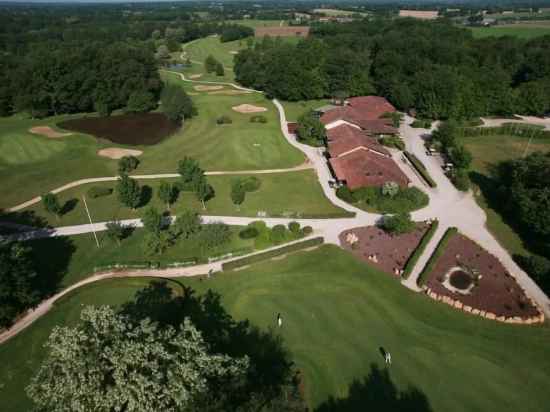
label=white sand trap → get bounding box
[29,126,72,139]
[209,90,251,96]
[194,85,224,91]
[98,148,143,160]
[232,104,268,114]
[189,74,203,79]
[229,50,239,54]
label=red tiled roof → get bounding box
[255,26,310,37]
[320,98,398,134]
[329,150,409,190]
[327,124,390,157]
[347,96,396,119]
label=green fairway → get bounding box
[2,246,550,412]
[0,72,305,209]
[6,170,350,227]
[469,25,550,39]
[460,133,550,257]
[183,36,249,68]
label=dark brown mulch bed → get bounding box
[339,224,428,276]
[426,234,539,318]
[58,113,179,146]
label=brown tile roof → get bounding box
[319,96,398,134]
[255,26,310,38]
[287,122,298,134]
[327,124,390,157]
[347,96,396,119]
[329,150,409,190]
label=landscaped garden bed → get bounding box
[339,223,429,276]
[58,113,179,145]
[421,231,543,324]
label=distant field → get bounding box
[469,25,550,39]
[228,19,287,29]
[313,8,369,17]
[183,36,249,69]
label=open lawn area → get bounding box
[227,19,287,29]
[1,246,550,412]
[4,170,350,227]
[0,73,304,209]
[469,25,550,39]
[281,99,331,122]
[460,133,550,257]
[183,35,249,69]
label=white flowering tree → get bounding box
[26,306,249,412]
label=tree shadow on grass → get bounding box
[61,198,79,216]
[120,280,300,410]
[0,210,51,230]
[139,185,153,208]
[26,236,76,298]
[315,363,432,412]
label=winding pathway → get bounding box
[2,67,550,345]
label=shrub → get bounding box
[270,224,287,244]
[380,213,415,234]
[87,186,113,199]
[450,169,470,191]
[222,237,324,271]
[402,220,439,279]
[288,221,301,234]
[302,226,313,236]
[417,227,458,287]
[353,186,429,214]
[403,151,437,188]
[411,119,432,129]
[381,181,399,197]
[240,176,262,192]
[336,186,355,203]
[118,156,140,174]
[250,115,267,123]
[380,136,405,151]
[216,115,233,125]
[239,227,259,239]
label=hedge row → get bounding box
[402,220,439,280]
[222,237,324,271]
[265,211,356,219]
[460,124,550,139]
[403,151,437,188]
[93,259,198,273]
[416,227,458,287]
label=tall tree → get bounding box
[161,84,196,123]
[158,181,177,210]
[116,174,141,210]
[26,306,249,411]
[42,193,62,220]
[105,220,126,246]
[141,206,164,234]
[196,177,214,210]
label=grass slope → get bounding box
[1,246,550,412]
[460,133,550,257]
[6,170,350,227]
[469,25,550,39]
[183,36,248,69]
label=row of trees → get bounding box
[205,54,225,76]
[234,18,550,118]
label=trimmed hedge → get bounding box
[404,151,437,188]
[402,220,439,279]
[460,124,550,139]
[222,237,324,271]
[416,227,458,287]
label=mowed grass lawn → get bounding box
[0,72,304,209]
[1,246,550,412]
[7,170,350,227]
[183,35,248,68]
[469,25,550,39]
[460,133,550,257]
[281,99,331,122]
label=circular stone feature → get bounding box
[449,271,473,290]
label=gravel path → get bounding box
[480,116,550,131]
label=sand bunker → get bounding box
[189,74,203,79]
[229,51,239,55]
[210,90,251,96]
[194,85,224,91]
[232,104,268,114]
[98,148,143,160]
[29,126,72,139]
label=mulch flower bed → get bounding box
[425,233,540,320]
[339,224,429,276]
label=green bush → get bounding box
[380,136,405,151]
[288,221,301,234]
[380,213,415,234]
[216,115,233,125]
[417,227,458,287]
[222,237,324,271]
[302,226,313,236]
[250,115,267,123]
[353,186,429,214]
[450,169,470,191]
[240,176,262,192]
[404,151,437,188]
[239,227,259,239]
[402,220,439,279]
[336,186,355,203]
[270,224,287,244]
[87,186,113,199]
[411,119,432,129]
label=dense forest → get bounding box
[235,19,550,119]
